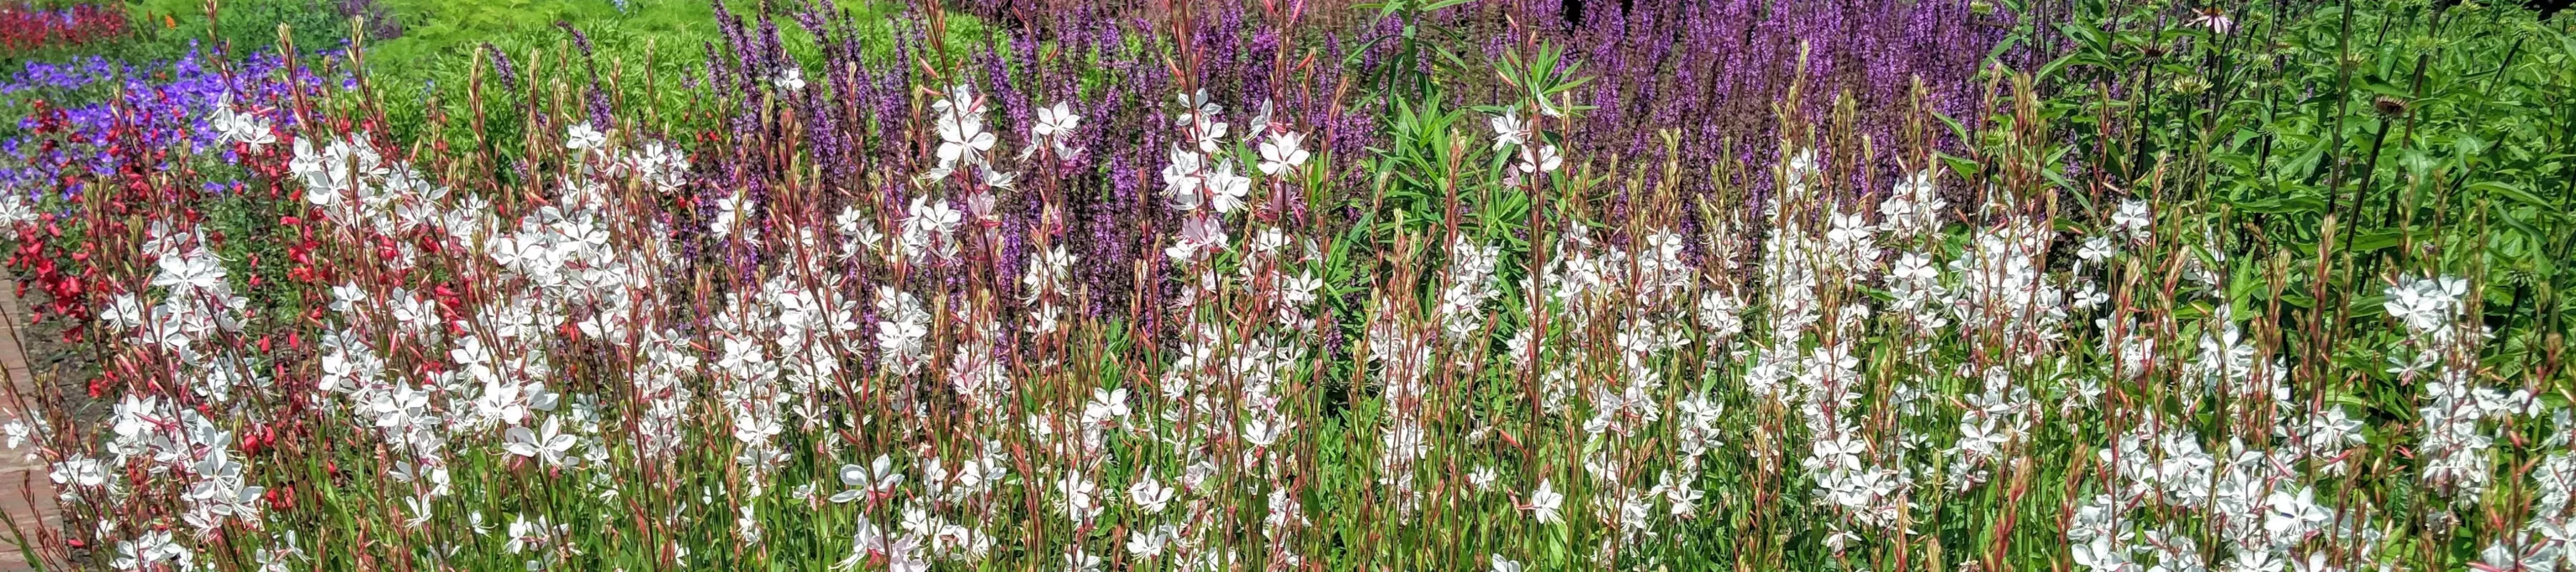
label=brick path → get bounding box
[0,279,57,571]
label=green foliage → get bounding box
[115,0,355,61]
[2049,0,2575,344]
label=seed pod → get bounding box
[2373,95,2411,117]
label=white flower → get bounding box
[1175,91,1229,154]
[1057,473,1102,524]
[1825,210,1874,245]
[2077,235,2117,263]
[934,86,997,170]
[504,416,577,467]
[1032,102,1082,161]
[772,67,806,92]
[829,465,869,504]
[977,167,1017,192]
[1082,388,1130,425]
[112,530,188,570]
[1257,131,1309,175]
[565,122,608,152]
[1161,149,1207,212]
[1034,102,1080,139]
[210,94,275,149]
[2384,275,2467,337]
[1958,416,2008,456]
[899,197,962,260]
[2112,199,2152,235]
[1893,252,1938,282]
[49,457,106,488]
[1062,546,1103,572]
[1526,478,1564,525]
[1,419,26,450]
[1242,416,1287,448]
[1207,162,1252,214]
[1518,144,1563,174]
[1490,554,1523,572]
[1126,526,1172,558]
[504,513,550,553]
[254,531,306,572]
[1490,109,1528,150]
[152,250,226,293]
[1128,477,1174,514]
[2263,485,2331,536]
[1469,465,1500,490]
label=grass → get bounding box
[91,0,989,144]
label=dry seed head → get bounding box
[2373,95,2410,117]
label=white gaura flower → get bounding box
[2263,485,2331,536]
[1125,525,1173,559]
[1518,144,1563,174]
[1242,416,1288,448]
[829,463,871,503]
[2,418,28,449]
[1957,416,2008,456]
[504,513,551,553]
[1062,546,1103,572]
[1161,147,1206,211]
[1893,252,1938,282]
[49,456,106,488]
[1174,90,1229,154]
[1825,209,1875,249]
[153,249,226,293]
[836,454,904,500]
[2384,275,2467,336]
[1490,554,1523,572]
[978,167,1018,192]
[1489,109,1528,150]
[935,114,995,170]
[209,93,275,149]
[2112,199,2152,237]
[112,530,187,570]
[1207,161,1252,214]
[897,196,962,260]
[1030,101,1083,159]
[504,416,577,468]
[934,84,997,170]
[885,536,930,572]
[370,383,429,428]
[1525,478,1564,525]
[1128,476,1175,514]
[1034,102,1080,139]
[565,122,608,152]
[1807,433,1865,472]
[1057,473,1103,524]
[254,531,306,572]
[934,83,982,117]
[771,67,806,92]
[1257,131,1309,175]
[1082,388,1131,425]
[2077,235,2117,263]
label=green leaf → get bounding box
[2348,230,2403,252]
[2235,193,2328,214]
[2467,181,2553,209]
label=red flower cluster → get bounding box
[0,2,128,54]
[4,101,98,345]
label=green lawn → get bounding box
[100,0,989,148]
